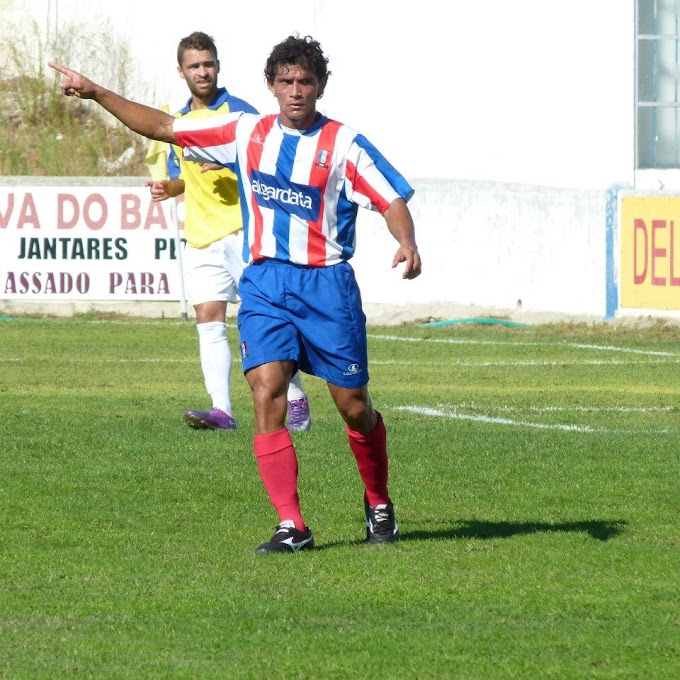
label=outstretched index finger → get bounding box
[48,61,69,77]
[48,61,92,98]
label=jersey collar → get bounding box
[178,87,230,115]
[277,114,327,136]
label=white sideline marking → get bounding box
[7,356,679,368]
[570,342,678,357]
[500,404,673,413]
[370,334,535,346]
[371,358,680,367]
[396,405,596,431]
[439,402,674,413]
[97,358,196,363]
[369,334,680,357]
[394,405,673,434]
[89,320,188,326]
[88,320,239,329]
[0,357,195,364]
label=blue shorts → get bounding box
[237,259,369,388]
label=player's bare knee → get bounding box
[341,403,375,433]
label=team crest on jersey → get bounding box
[240,341,248,359]
[316,149,329,168]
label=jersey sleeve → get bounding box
[226,95,259,116]
[343,134,414,214]
[173,111,243,167]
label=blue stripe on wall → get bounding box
[605,183,631,321]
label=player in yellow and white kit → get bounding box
[147,31,311,431]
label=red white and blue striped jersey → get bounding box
[174,113,414,266]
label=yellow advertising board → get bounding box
[620,195,680,310]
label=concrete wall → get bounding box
[353,180,606,317]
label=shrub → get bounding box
[0,18,152,176]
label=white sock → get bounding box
[287,370,306,401]
[197,321,232,415]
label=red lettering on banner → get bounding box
[58,193,108,230]
[651,220,667,286]
[58,194,79,229]
[3,271,90,294]
[633,218,648,284]
[632,218,680,287]
[21,195,40,228]
[144,201,169,230]
[121,194,141,229]
[18,194,40,229]
[83,194,107,230]
[670,221,680,286]
[108,272,170,295]
[0,193,41,229]
[109,272,123,292]
[157,273,169,294]
[0,193,12,228]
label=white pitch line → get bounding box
[89,320,188,326]
[369,334,680,358]
[394,405,673,434]
[5,356,679,369]
[371,358,680,367]
[370,334,527,346]
[88,320,239,329]
[10,356,675,368]
[0,357,196,364]
[569,342,679,357]
[500,404,674,413]
[437,402,674,413]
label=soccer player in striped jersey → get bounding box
[50,34,421,553]
[146,32,311,433]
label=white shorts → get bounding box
[183,232,245,306]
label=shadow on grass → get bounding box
[308,519,627,551]
[404,519,627,542]
[313,519,627,551]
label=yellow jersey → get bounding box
[169,88,258,248]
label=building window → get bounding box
[636,0,680,169]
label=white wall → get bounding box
[4,0,635,190]
[352,180,606,315]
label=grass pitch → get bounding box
[0,316,678,678]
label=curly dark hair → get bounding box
[177,31,218,65]
[264,35,331,98]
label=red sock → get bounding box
[253,428,306,530]
[346,411,389,507]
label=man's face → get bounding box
[268,64,325,130]
[178,49,219,100]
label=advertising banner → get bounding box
[1,186,186,301]
[619,194,680,311]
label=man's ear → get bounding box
[216,59,221,74]
[317,76,328,99]
[177,65,186,81]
